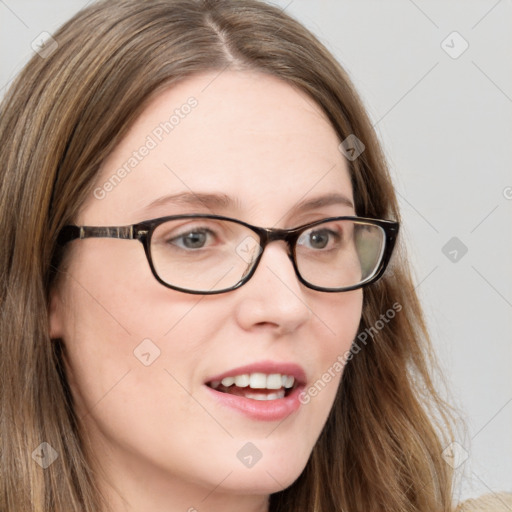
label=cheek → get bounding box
[301,289,363,411]
[57,246,243,465]
[55,243,179,412]
[59,280,239,487]
[316,289,363,362]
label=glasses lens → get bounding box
[149,217,261,293]
[295,219,385,290]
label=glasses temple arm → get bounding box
[57,225,135,244]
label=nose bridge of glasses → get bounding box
[241,227,299,289]
[256,226,298,256]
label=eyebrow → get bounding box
[293,193,354,211]
[141,191,354,215]
[141,192,240,213]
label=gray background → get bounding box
[1,0,511,502]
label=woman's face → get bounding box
[50,70,363,508]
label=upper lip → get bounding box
[205,360,307,385]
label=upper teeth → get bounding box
[210,373,295,390]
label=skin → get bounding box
[49,70,363,512]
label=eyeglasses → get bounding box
[57,214,399,295]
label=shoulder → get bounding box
[456,493,512,511]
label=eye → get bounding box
[298,228,340,250]
[168,228,215,250]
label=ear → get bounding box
[48,285,65,340]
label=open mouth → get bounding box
[206,372,298,401]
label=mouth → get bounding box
[204,362,307,421]
[206,372,299,401]
[204,360,306,404]
[204,361,306,421]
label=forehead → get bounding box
[82,70,353,225]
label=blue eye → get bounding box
[308,230,329,249]
[298,228,340,250]
[169,229,214,249]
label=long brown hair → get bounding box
[0,1,455,510]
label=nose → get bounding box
[233,241,312,335]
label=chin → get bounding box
[224,465,305,495]
[216,446,311,495]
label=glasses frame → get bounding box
[57,214,399,295]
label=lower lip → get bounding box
[204,385,304,421]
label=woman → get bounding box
[0,0,462,510]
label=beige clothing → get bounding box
[457,493,512,511]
